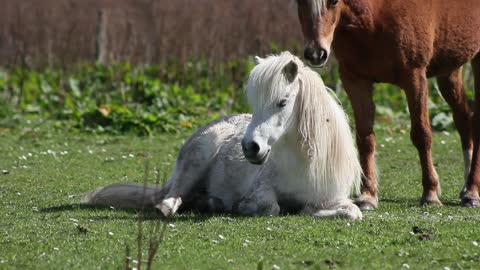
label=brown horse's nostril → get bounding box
[304,47,328,66]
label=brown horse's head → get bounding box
[296,0,342,67]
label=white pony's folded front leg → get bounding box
[236,177,280,216]
[305,201,363,220]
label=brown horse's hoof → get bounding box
[420,197,443,206]
[420,191,442,206]
[461,193,480,207]
[354,195,378,211]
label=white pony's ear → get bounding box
[254,56,264,65]
[283,60,298,83]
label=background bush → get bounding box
[0,0,475,134]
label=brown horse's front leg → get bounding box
[462,56,480,207]
[402,69,442,206]
[341,71,377,210]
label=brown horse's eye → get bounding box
[330,0,339,7]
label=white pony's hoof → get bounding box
[156,197,182,217]
[312,203,363,220]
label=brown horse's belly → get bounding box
[427,46,480,78]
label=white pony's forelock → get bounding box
[246,52,362,205]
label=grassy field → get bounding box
[1,119,480,270]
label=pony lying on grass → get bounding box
[84,52,363,219]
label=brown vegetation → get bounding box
[0,0,302,68]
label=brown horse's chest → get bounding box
[333,30,407,84]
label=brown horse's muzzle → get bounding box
[304,46,329,67]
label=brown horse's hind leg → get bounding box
[436,67,473,197]
[340,70,378,210]
[402,69,442,206]
[462,57,480,207]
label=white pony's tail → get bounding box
[82,183,162,209]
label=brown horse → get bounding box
[295,0,480,209]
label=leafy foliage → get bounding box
[0,59,254,135]
[0,59,474,134]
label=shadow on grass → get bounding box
[379,197,463,207]
[40,203,254,222]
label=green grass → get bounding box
[1,120,480,270]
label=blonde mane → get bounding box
[292,0,327,16]
[247,52,361,205]
[310,0,327,16]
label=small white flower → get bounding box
[122,155,127,159]
[168,223,176,228]
[132,260,139,264]
[397,149,402,153]
[380,144,385,148]
[245,239,252,243]
[218,234,226,240]
[440,140,446,145]
[27,153,33,157]
[32,207,39,212]
[346,223,351,227]
[266,227,272,231]
[69,218,79,223]
[447,215,454,221]
[108,231,114,236]
[101,148,107,152]
[211,239,219,244]
[422,211,429,216]
[53,247,59,251]
[272,264,281,270]
[402,263,410,269]
[16,192,21,196]
[442,131,450,136]
[228,259,235,263]
[88,150,94,154]
[68,194,75,199]
[473,241,478,246]
[444,267,451,270]
[128,154,135,158]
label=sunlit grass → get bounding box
[1,121,479,269]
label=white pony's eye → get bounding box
[277,99,288,108]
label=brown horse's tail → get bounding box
[82,182,164,209]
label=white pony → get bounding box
[84,52,363,219]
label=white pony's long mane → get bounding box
[247,52,361,205]
[297,60,361,203]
